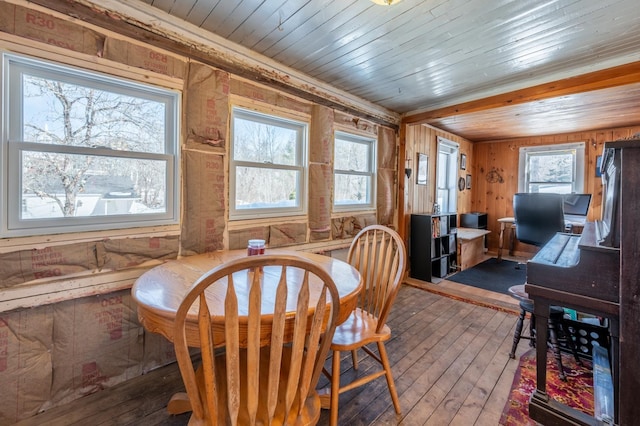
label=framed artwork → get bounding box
[417,153,428,185]
[466,174,472,190]
[596,155,603,177]
[460,153,467,170]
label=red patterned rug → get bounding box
[500,348,594,425]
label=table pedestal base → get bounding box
[167,392,192,415]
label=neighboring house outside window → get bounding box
[229,106,308,220]
[518,142,585,194]
[1,53,180,237]
[333,131,376,211]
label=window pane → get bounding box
[528,183,573,193]
[233,117,298,166]
[436,189,448,212]
[334,138,370,172]
[528,152,573,183]
[22,75,167,154]
[437,152,448,188]
[235,166,299,209]
[334,174,371,205]
[21,151,167,218]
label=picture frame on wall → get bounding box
[466,174,472,189]
[460,153,467,170]
[417,153,428,185]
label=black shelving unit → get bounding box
[410,213,458,282]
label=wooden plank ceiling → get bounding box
[61,0,640,140]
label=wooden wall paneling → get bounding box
[419,126,435,213]
[469,125,640,257]
[471,141,491,237]
[404,123,473,244]
[453,132,473,215]
[475,141,510,251]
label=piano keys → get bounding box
[526,223,620,304]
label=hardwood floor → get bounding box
[14,283,529,426]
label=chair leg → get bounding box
[548,319,567,381]
[330,350,341,426]
[378,341,401,414]
[351,349,358,370]
[529,313,536,348]
[509,308,526,359]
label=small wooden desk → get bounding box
[131,249,363,414]
[457,227,491,270]
[497,217,515,260]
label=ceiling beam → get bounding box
[27,0,400,130]
[403,61,640,125]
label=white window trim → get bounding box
[518,142,585,193]
[436,137,459,213]
[1,52,181,237]
[333,130,376,212]
[229,105,309,221]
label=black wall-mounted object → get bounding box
[460,212,487,229]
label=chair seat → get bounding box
[330,308,391,349]
[507,284,529,302]
[519,299,565,318]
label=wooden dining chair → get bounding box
[321,225,407,426]
[173,254,340,426]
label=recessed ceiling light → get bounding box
[370,0,404,5]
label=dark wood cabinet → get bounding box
[410,213,457,282]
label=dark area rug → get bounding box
[447,257,526,294]
[500,348,594,425]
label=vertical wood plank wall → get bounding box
[403,123,473,238]
[473,125,640,256]
[404,123,640,257]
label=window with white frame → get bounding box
[333,131,376,210]
[230,107,308,220]
[518,142,585,194]
[1,54,180,237]
[436,137,459,213]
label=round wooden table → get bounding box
[132,249,363,346]
[132,249,362,415]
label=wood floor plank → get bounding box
[424,311,514,425]
[371,304,497,424]
[399,307,501,424]
[318,287,475,424]
[447,315,517,426]
[13,360,187,426]
[474,317,533,425]
[11,283,524,426]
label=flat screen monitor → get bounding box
[563,194,592,216]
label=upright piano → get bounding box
[524,138,640,426]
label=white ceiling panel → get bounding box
[44,0,640,140]
[141,0,639,110]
